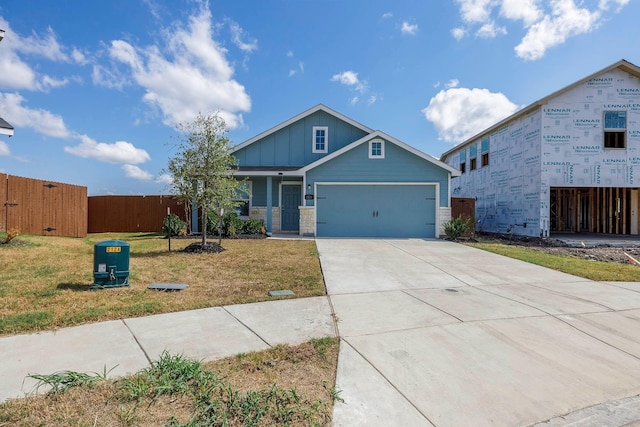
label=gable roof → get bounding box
[440,59,640,162]
[0,116,13,137]
[230,104,374,154]
[301,130,461,176]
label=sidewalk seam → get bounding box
[222,307,272,347]
[121,319,152,364]
[341,338,437,426]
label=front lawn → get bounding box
[0,233,325,336]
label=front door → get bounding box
[281,184,301,231]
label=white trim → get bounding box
[314,181,440,238]
[301,130,460,176]
[368,139,385,159]
[230,104,374,153]
[0,127,13,137]
[233,171,303,177]
[312,126,328,153]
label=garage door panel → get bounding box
[316,184,436,238]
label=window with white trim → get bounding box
[369,139,385,159]
[604,111,626,149]
[234,181,252,218]
[312,126,328,153]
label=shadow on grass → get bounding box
[57,282,92,292]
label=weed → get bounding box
[28,366,113,396]
[311,337,335,359]
[3,227,19,244]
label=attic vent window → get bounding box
[312,126,328,153]
[604,111,626,149]
[369,139,385,159]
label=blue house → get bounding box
[231,104,459,238]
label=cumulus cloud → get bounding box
[422,86,519,143]
[155,173,173,185]
[64,135,150,165]
[0,92,71,138]
[99,4,251,128]
[0,18,83,91]
[452,0,630,60]
[122,164,153,181]
[515,0,600,60]
[331,71,366,93]
[401,21,419,35]
[500,0,543,26]
[0,141,10,156]
[476,20,507,38]
[451,27,467,40]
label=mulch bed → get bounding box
[182,242,226,253]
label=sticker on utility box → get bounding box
[106,247,121,253]
[98,264,107,273]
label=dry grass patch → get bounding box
[0,233,325,336]
[0,338,340,426]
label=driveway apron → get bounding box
[317,239,640,427]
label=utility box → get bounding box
[92,240,130,289]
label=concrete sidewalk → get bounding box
[318,239,640,427]
[0,296,336,402]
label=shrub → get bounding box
[162,214,186,237]
[223,212,244,236]
[206,211,222,236]
[243,218,265,235]
[443,215,472,240]
[3,228,20,244]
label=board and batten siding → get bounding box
[233,110,369,167]
[305,139,450,207]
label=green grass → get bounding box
[467,241,640,281]
[2,339,340,427]
[0,233,326,336]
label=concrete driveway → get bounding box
[317,239,640,427]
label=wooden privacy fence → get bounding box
[88,195,188,233]
[1,174,88,237]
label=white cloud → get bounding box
[476,20,507,38]
[289,69,297,77]
[455,0,498,23]
[452,0,630,60]
[0,92,71,138]
[350,96,359,106]
[286,50,293,57]
[0,18,84,91]
[515,0,600,60]
[451,27,467,40]
[401,21,419,35]
[331,71,367,94]
[103,4,251,129]
[122,164,153,181]
[367,95,378,105]
[156,173,173,185]
[0,141,10,156]
[228,19,257,53]
[445,79,460,88]
[381,12,393,19]
[500,0,543,26]
[422,87,519,143]
[64,135,150,165]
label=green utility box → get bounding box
[92,240,130,289]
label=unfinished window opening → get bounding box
[460,162,466,174]
[603,111,626,149]
[470,158,477,171]
[481,153,489,167]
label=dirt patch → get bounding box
[471,234,640,264]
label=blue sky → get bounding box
[0,0,637,195]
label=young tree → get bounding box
[166,112,245,247]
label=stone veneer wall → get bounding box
[439,207,451,237]
[299,206,315,236]
[250,207,281,233]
